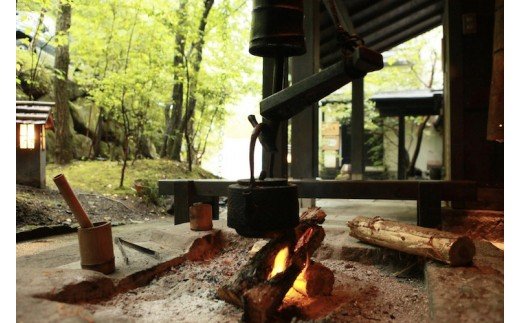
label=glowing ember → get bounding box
[268,246,290,279]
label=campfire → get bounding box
[217,208,335,321]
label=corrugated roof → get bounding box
[320,0,444,68]
[16,101,54,125]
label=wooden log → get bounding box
[347,216,476,266]
[217,224,325,307]
[299,207,327,225]
[217,232,296,307]
[292,261,334,297]
[242,263,304,323]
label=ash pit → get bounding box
[82,233,428,322]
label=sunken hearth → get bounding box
[76,209,428,322]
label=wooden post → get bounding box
[289,0,319,206]
[417,182,441,228]
[351,78,364,180]
[398,115,406,180]
[261,58,288,178]
[173,180,194,225]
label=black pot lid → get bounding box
[236,177,288,187]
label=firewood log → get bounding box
[299,207,327,225]
[217,224,325,308]
[347,216,476,266]
[217,231,297,307]
[292,261,334,297]
[242,263,304,323]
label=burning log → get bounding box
[217,208,329,322]
[292,261,334,297]
[347,216,476,266]
[217,233,297,307]
[242,263,304,322]
[299,207,327,225]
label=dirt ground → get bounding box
[16,184,171,230]
[84,234,428,323]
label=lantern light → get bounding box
[20,124,35,149]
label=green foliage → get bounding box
[46,159,217,197]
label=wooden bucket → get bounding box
[77,221,115,274]
[189,203,213,231]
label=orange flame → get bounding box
[268,245,312,301]
[268,246,290,279]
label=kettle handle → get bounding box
[249,122,266,187]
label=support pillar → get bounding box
[351,78,364,180]
[398,115,406,180]
[262,58,288,178]
[289,0,319,207]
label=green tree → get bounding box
[53,0,73,164]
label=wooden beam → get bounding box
[363,2,444,47]
[356,0,438,36]
[351,78,364,179]
[290,0,320,180]
[158,179,477,201]
[349,0,404,27]
[322,0,356,34]
[373,15,442,52]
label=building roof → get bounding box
[16,101,54,128]
[370,89,443,117]
[320,0,444,68]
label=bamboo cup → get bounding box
[77,221,115,274]
[53,174,115,274]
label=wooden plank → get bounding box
[363,2,444,47]
[16,101,55,106]
[158,179,477,201]
[372,15,442,52]
[355,0,437,36]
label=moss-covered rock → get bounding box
[69,99,100,136]
[137,136,159,159]
[16,49,54,100]
[101,118,125,145]
[72,134,92,160]
[99,141,110,159]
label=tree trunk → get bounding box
[162,0,187,160]
[118,8,139,188]
[407,116,430,177]
[53,1,73,165]
[170,0,214,162]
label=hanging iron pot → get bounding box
[227,117,299,238]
